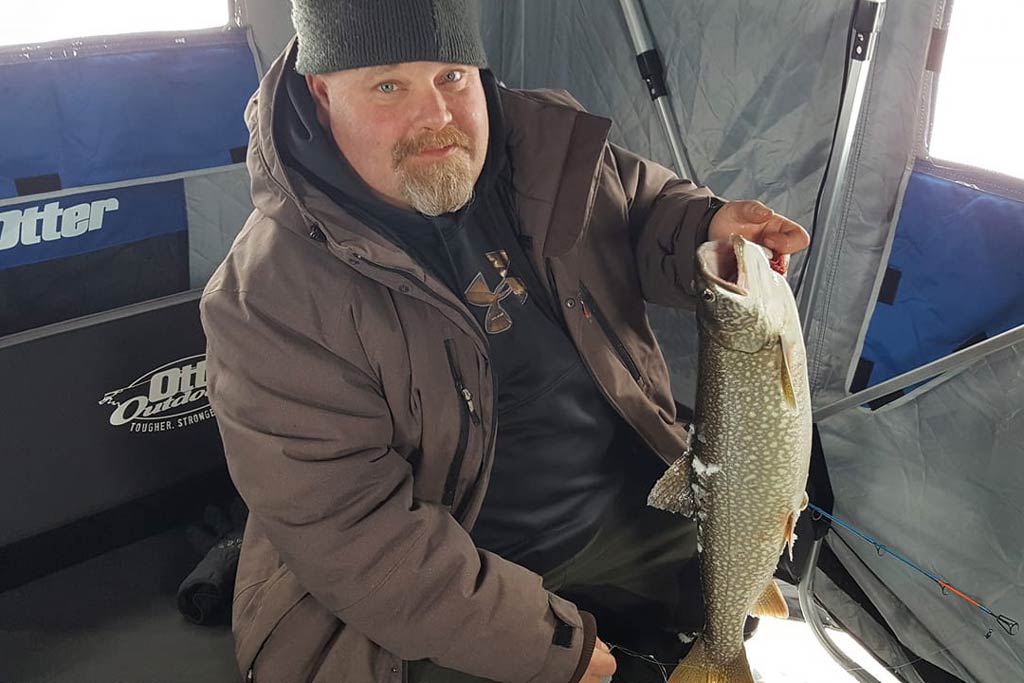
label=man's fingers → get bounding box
[740,200,773,222]
[588,650,617,676]
[762,215,810,255]
[585,636,617,680]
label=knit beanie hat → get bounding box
[291,0,488,75]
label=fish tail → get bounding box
[667,638,755,683]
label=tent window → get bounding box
[0,0,232,48]
[928,0,1024,180]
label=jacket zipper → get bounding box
[353,256,498,521]
[577,282,644,387]
[443,339,479,507]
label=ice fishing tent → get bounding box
[2,1,1022,682]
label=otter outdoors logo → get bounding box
[99,355,214,433]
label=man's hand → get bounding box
[582,636,617,682]
[708,200,810,258]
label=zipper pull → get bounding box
[578,288,592,320]
[461,388,481,425]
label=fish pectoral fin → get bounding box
[750,580,789,619]
[648,454,696,517]
[800,492,809,511]
[779,336,797,408]
[668,638,755,683]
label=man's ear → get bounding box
[305,74,332,129]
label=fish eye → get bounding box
[701,289,716,303]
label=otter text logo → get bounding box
[0,198,120,251]
[99,355,214,433]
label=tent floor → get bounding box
[0,526,241,683]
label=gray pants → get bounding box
[407,467,702,683]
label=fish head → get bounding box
[694,234,793,353]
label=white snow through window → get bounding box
[0,0,230,48]
[929,0,1024,180]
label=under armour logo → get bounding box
[464,250,528,334]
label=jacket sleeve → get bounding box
[610,143,723,309]
[201,286,589,683]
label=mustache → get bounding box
[392,126,473,166]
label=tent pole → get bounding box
[799,538,883,683]
[797,0,887,320]
[617,0,695,183]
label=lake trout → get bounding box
[648,234,812,683]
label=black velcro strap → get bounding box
[926,28,948,73]
[877,267,902,305]
[552,619,573,648]
[868,389,905,411]
[15,173,62,196]
[954,331,988,353]
[229,146,248,164]
[850,357,875,394]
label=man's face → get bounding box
[306,62,489,216]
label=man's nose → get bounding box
[414,87,453,131]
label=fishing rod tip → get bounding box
[997,615,1019,636]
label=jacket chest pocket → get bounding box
[578,281,649,393]
[442,338,482,508]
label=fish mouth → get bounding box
[697,234,749,296]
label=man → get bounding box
[201,1,810,682]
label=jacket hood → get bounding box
[243,37,613,270]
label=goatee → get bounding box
[393,126,477,216]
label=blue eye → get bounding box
[378,82,397,94]
[444,71,463,83]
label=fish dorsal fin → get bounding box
[779,336,797,408]
[751,580,789,619]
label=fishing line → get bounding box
[604,642,671,682]
[808,503,1019,638]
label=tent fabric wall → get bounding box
[0,31,259,338]
[0,31,257,199]
[0,180,191,337]
[240,0,295,75]
[185,167,254,289]
[855,165,1024,396]
[804,0,1024,679]
[820,346,1024,680]
[479,0,853,409]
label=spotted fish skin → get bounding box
[650,235,812,683]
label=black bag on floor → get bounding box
[177,497,247,626]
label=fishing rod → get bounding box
[808,503,1019,638]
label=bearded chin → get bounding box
[397,153,476,217]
